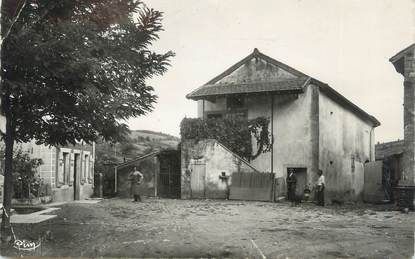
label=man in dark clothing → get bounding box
[128,167,143,202]
[219,172,230,200]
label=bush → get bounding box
[180,116,272,161]
[0,148,43,199]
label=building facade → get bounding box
[17,140,95,202]
[186,49,380,204]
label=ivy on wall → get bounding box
[180,116,272,161]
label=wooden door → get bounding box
[363,161,384,202]
[190,161,206,199]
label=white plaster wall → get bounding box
[195,87,314,179]
[319,90,374,202]
[273,86,314,179]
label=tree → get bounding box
[0,0,173,241]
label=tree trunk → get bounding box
[1,94,15,243]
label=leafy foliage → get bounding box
[0,0,173,236]
[1,0,174,145]
[0,148,43,199]
[180,117,272,161]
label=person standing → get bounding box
[316,170,325,206]
[128,166,144,202]
[286,168,297,206]
[219,172,230,200]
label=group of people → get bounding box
[128,166,326,206]
[287,169,325,206]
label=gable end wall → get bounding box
[318,89,375,203]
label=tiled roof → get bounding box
[186,78,309,99]
[375,140,404,160]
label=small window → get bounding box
[227,96,244,110]
[207,113,223,119]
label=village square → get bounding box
[0,0,414,258]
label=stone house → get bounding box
[186,48,380,204]
[16,140,96,202]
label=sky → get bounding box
[127,0,414,143]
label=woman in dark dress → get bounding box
[286,169,297,206]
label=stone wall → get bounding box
[402,51,415,186]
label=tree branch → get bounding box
[1,0,27,46]
[1,0,59,47]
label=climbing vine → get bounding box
[180,116,273,161]
[248,117,273,160]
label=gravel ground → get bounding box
[1,198,414,258]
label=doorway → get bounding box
[73,153,81,200]
[286,167,307,199]
[190,160,206,199]
[157,150,181,198]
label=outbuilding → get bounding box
[115,149,181,199]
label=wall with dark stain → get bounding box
[246,94,272,172]
[215,57,297,84]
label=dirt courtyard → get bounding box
[1,198,414,258]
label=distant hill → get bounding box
[96,130,180,164]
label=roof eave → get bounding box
[389,43,415,64]
[186,88,304,101]
[389,43,415,75]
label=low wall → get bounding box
[80,183,94,200]
[181,139,258,199]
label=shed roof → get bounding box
[375,140,404,160]
[115,151,160,169]
[114,149,178,170]
[186,48,380,127]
